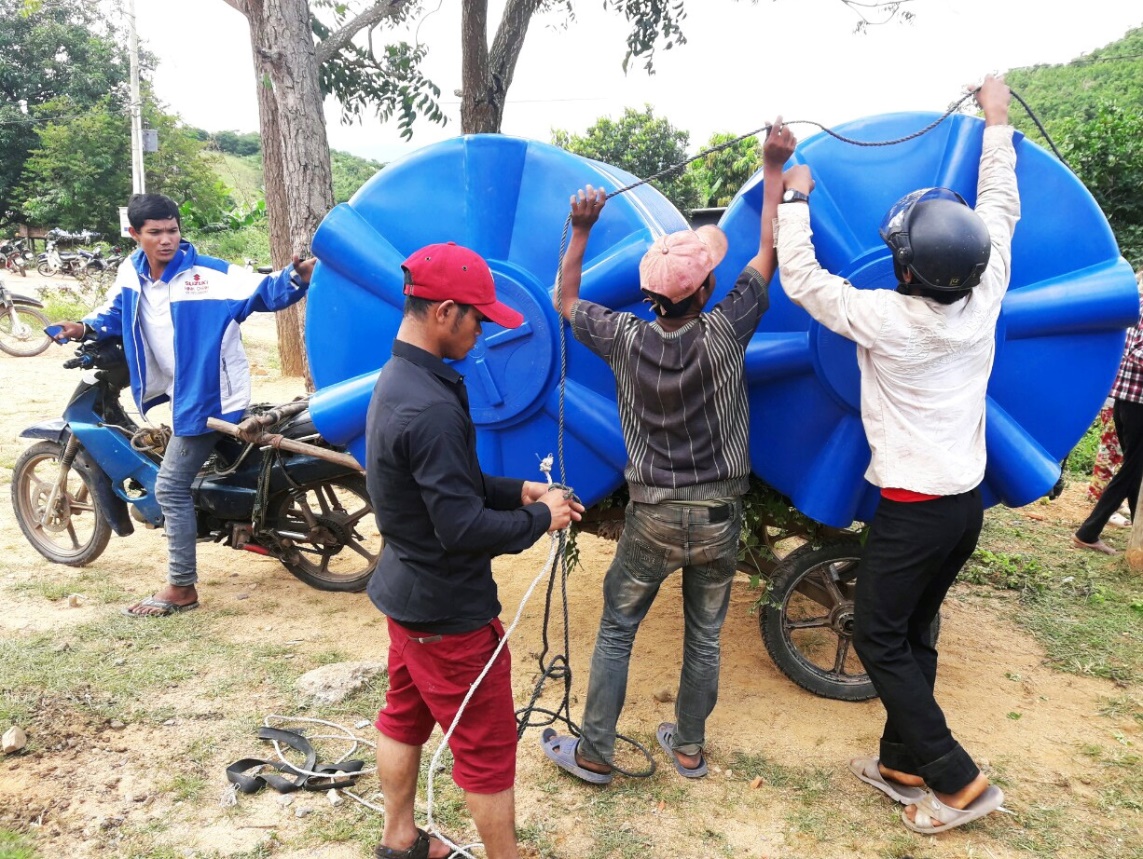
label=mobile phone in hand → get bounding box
[44,324,69,345]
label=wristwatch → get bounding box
[781,188,810,205]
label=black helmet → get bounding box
[879,187,991,292]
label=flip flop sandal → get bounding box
[849,757,926,805]
[373,828,461,859]
[903,785,1005,834]
[540,728,613,784]
[656,722,707,779]
[122,595,201,617]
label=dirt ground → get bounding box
[0,278,1140,858]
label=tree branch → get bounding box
[315,0,410,66]
[219,0,249,16]
[487,0,543,99]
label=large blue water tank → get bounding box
[305,135,689,506]
[305,117,1138,526]
[715,113,1139,526]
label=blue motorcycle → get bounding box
[10,337,381,591]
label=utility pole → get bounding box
[127,0,145,194]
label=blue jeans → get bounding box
[579,499,741,765]
[154,432,219,587]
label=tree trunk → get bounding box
[239,0,335,388]
[460,0,542,133]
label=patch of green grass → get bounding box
[0,828,38,859]
[1065,418,1102,477]
[962,512,1143,685]
[10,572,131,605]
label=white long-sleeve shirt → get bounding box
[777,125,1020,495]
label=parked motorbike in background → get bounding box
[2,239,28,277]
[0,277,52,356]
[36,239,104,279]
[11,336,382,591]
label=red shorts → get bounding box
[376,617,516,794]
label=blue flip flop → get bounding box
[656,722,708,779]
[540,728,613,785]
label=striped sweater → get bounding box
[572,267,769,503]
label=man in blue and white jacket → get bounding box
[59,193,314,617]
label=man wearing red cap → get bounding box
[365,242,584,859]
[540,121,795,784]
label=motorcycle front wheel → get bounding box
[759,540,941,702]
[6,254,27,276]
[35,261,56,277]
[0,304,52,356]
[267,474,381,592]
[11,441,112,566]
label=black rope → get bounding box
[606,86,1067,201]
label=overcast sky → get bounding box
[136,0,1141,163]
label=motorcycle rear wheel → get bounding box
[760,540,941,702]
[12,441,112,566]
[267,474,381,592]
[0,304,52,356]
[5,254,27,276]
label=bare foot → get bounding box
[1072,535,1117,555]
[879,763,925,788]
[125,583,199,616]
[575,746,613,776]
[904,773,991,827]
[673,749,704,771]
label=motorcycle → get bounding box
[1,239,28,277]
[36,240,105,280]
[0,276,52,356]
[10,337,383,592]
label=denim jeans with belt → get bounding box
[578,498,742,765]
[153,432,219,587]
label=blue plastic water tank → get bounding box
[714,112,1140,527]
[305,135,690,507]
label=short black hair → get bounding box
[127,194,181,230]
[403,295,474,319]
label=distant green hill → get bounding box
[196,132,385,210]
[1004,24,1143,268]
[1006,25,1143,138]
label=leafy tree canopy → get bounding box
[553,105,700,215]
[688,131,761,209]
[18,97,231,238]
[1005,25,1143,267]
[0,0,134,228]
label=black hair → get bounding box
[127,194,181,230]
[403,295,474,319]
[643,272,713,318]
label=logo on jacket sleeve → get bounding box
[183,273,210,294]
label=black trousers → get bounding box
[852,489,983,796]
[1076,398,1143,544]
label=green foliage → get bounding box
[16,98,231,238]
[1066,417,1103,476]
[311,1,445,140]
[209,129,262,157]
[1053,101,1143,269]
[0,0,131,228]
[332,150,384,203]
[553,105,701,215]
[1006,27,1143,267]
[688,131,762,208]
[192,217,272,267]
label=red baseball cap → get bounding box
[401,242,524,329]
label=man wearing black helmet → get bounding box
[775,75,1016,834]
